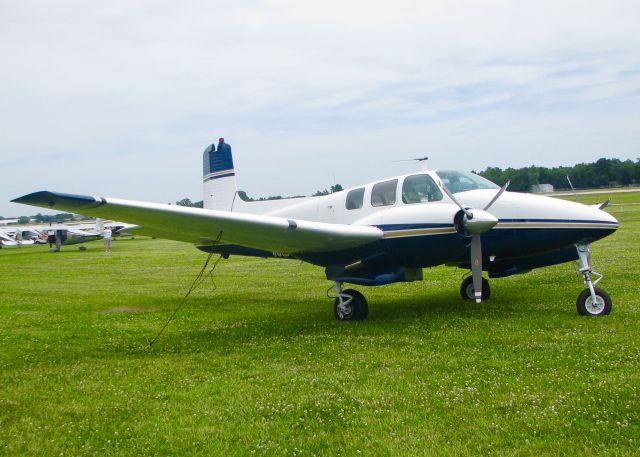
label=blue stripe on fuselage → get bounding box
[376,223,452,230]
[194,221,616,273]
[498,218,617,225]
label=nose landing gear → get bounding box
[333,281,368,321]
[575,243,612,316]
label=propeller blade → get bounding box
[441,185,473,219]
[483,180,511,211]
[470,234,483,303]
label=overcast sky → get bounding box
[1,0,639,216]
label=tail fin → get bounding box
[203,139,238,211]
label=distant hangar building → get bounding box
[530,184,554,193]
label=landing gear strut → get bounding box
[575,243,611,316]
[460,275,491,301]
[333,281,368,321]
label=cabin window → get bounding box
[402,174,443,204]
[371,179,398,207]
[345,187,365,210]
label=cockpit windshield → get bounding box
[435,170,499,194]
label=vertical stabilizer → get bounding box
[203,138,238,211]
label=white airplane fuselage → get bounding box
[202,169,618,284]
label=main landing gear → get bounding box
[460,276,491,301]
[575,243,612,316]
[331,243,612,320]
[333,281,368,321]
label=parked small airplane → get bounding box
[12,139,619,318]
[0,227,41,246]
[41,220,140,251]
[0,224,98,250]
[0,230,20,247]
[44,224,103,251]
[0,220,137,251]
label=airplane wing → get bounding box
[12,191,383,254]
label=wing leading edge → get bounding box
[12,191,382,254]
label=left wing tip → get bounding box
[11,191,54,206]
[11,191,105,210]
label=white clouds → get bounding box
[1,0,639,215]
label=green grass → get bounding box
[553,189,640,206]
[1,198,639,456]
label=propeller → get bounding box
[442,180,510,303]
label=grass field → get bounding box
[1,193,639,456]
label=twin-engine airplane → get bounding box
[13,139,619,319]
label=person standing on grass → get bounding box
[102,226,113,252]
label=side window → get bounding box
[345,187,365,210]
[371,179,398,207]
[402,174,443,204]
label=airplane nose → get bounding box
[598,208,619,226]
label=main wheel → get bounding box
[460,276,491,301]
[334,289,368,321]
[576,288,611,316]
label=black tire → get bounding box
[460,276,491,301]
[334,289,368,321]
[576,288,612,316]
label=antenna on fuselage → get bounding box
[393,156,429,171]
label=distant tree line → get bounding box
[31,212,79,223]
[0,213,87,225]
[236,191,295,202]
[477,158,640,192]
[312,184,343,196]
[175,198,204,208]
[24,213,80,224]
[234,184,343,202]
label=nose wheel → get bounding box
[333,282,368,321]
[460,276,491,301]
[576,287,611,316]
